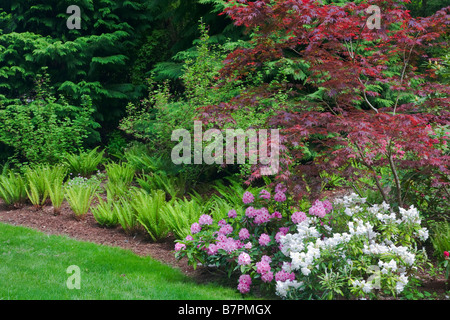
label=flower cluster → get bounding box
[276,193,428,300]
[174,186,428,300]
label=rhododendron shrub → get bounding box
[174,188,429,299]
[277,193,429,299]
[175,184,299,286]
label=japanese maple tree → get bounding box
[200,0,450,209]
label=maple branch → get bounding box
[354,141,389,203]
[393,33,421,115]
[358,77,378,113]
[387,139,403,208]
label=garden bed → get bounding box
[0,199,219,286]
[0,198,448,300]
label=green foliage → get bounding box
[24,164,65,208]
[162,198,206,240]
[133,189,170,242]
[43,165,68,215]
[137,172,186,200]
[65,176,101,219]
[63,147,105,177]
[429,221,450,262]
[0,87,97,165]
[91,197,119,228]
[113,198,140,235]
[0,171,27,207]
[105,162,135,185]
[0,0,156,126]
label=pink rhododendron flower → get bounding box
[261,255,272,264]
[198,214,213,226]
[275,270,296,282]
[228,209,237,218]
[242,191,255,204]
[275,231,285,243]
[309,202,326,218]
[190,222,201,234]
[274,191,286,202]
[239,228,250,240]
[259,233,271,246]
[254,207,271,224]
[174,243,186,251]
[238,252,251,266]
[259,189,271,200]
[271,211,282,219]
[256,261,271,274]
[261,271,274,283]
[185,235,193,241]
[291,211,307,224]
[279,227,290,234]
[444,251,450,258]
[237,274,252,294]
[216,237,238,253]
[245,206,257,218]
[219,224,233,235]
[218,219,227,226]
[275,183,287,193]
[207,244,218,255]
[321,200,333,214]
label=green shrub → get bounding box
[65,176,101,219]
[24,165,50,208]
[63,147,105,177]
[0,171,27,207]
[105,162,135,185]
[137,172,186,200]
[91,197,119,228]
[113,198,140,235]
[133,189,169,242]
[429,221,450,262]
[161,198,206,240]
[44,165,68,215]
[104,180,131,202]
[0,71,97,164]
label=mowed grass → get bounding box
[0,223,248,300]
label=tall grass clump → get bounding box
[44,165,68,215]
[0,171,27,207]
[113,198,140,234]
[91,197,119,228]
[105,162,135,185]
[63,147,104,177]
[133,189,169,242]
[162,198,206,240]
[65,176,101,219]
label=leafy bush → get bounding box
[0,82,97,164]
[91,197,119,228]
[113,198,140,235]
[63,147,105,177]
[162,198,207,240]
[429,221,450,263]
[24,165,50,208]
[133,189,169,242]
[0,171,27,207]
[175,185,430,300]
[105,162,135,185]
[137,172,186,200]
[44,165,68,215]
[65,176,101,219]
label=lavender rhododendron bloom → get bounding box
[242,191,255,204]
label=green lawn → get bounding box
[0,223,248,300]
